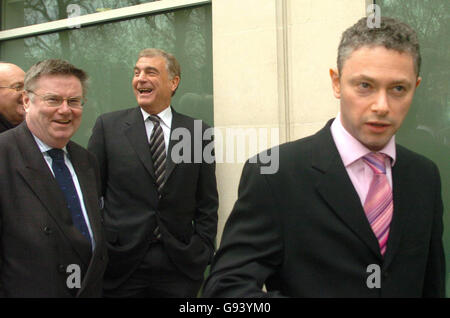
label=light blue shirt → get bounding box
[32,135,95,250]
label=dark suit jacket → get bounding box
[87,107,218,290]
[203,119,445,298]
[0,114,14,134]
[0,122,108,297]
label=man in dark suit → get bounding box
[203,17,445,297]
[0,62,25,133]
[88,48,218,297]
[0,59,107,297]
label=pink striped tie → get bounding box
[363,153,393,256]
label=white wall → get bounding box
[212,0,367,243]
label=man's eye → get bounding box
[68,99,82,106]
[393,86,405,92]
[359,82,370,89]
[46,97,60,103]
[13,84,24,91]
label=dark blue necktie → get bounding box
[47,148,91,245]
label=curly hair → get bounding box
[337,17,421,76]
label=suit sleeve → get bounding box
[202,159,285,298]
[193,124,219,262]
[423,163,446,297]
[87,116,107,196]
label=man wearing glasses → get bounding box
[0,59,107,297]
[0,62,25,133]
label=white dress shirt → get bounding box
[141,105,172,154]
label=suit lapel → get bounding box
[15,124,91,265]
[165,109,184,183]
[67,142,100,259]
[123,107,195,187]
[67,142,104,295]
[312,120,382,259]
[124,107,156,180]
[16,124,72,225]
[382,148,410,269]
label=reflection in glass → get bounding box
[1,5,213,147]
[2,0,158,30]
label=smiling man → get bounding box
[203,17,445,298]
[0,59,107,297]
[0,62,26,133]
[88,49,218,297]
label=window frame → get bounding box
[0,0,211,41]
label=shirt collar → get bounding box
[331,112,396,167]
[32,134,68,155]
[140,105,172,129]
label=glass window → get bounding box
[2,0,159,30]
[1,4,213,146]
[377,0,450,296]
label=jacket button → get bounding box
[153,226,161,240]
[43,226,52,235]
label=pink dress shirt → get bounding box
[330,113,396,206]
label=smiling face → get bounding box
[132,56,180,114]
[330,46,421,151]
[0,63,26,125]
[24,74,83,148]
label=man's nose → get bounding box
[371,91,389,115]
[136,71,147,82]
[57,100,72,113]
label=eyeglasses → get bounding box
[0,83,24,92]
[27,90,85,109]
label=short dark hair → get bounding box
[24,59,88,97]
[337,17,421,77]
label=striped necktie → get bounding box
[149,115,166,195]
[362,152,393,256]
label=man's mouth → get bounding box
[366,121,391,132]
[138,88,153,94]
[368,122,389,127]
[54,120,71,125]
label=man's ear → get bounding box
[170,76,180,93]
[329,68,341,99]
[22,92,30,113]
